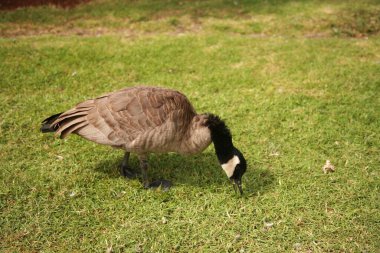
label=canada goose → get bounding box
[41,86,247,194]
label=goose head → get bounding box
[221,147,247,195]
[205,114,247,195]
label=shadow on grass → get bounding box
[93,151,275,195]
[244,167,276,196]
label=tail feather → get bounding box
[60,121,88,139]
[51,109,90,125]
[42,101,94,138]
[56,116,86,137]
[41,112,63,133]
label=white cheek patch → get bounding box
[221,155,240,178]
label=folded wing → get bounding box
[50,87,196,149]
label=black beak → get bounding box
[232,179,243,195]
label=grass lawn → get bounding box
[1,0,379,252]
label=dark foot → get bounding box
[144,179,172,191]
[120,165,138,179]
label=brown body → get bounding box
[51,86,212,155]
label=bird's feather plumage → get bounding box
[41,86,247,193]
[45,86,208,154]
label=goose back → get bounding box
[51,86,197,153]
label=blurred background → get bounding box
[1,0,379,38]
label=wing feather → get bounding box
[61,121,88,139]
[49,86,197,150]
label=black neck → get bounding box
[205,114,234,164]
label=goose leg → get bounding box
[138,154,172,190]
[138,154,149,188]
[120,152,138,179]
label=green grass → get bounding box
[1,1,380,252]
[1,0,380,37]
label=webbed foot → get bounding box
[144,179,172,191]
[120,165,138,179]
